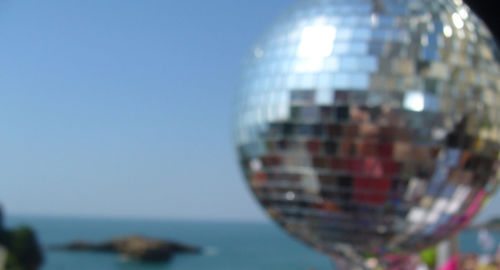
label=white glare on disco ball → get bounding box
[234,0,500,268]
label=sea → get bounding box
[5,215,500,270]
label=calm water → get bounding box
[6,216,333,270]
[5,216,499,270]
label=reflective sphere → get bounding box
[235,0,500,260]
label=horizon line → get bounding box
[4,211,270,224]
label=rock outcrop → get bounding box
[0,206,43,270]
[53,235,201,263]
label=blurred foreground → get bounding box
[0,208,43,270]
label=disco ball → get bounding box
[234,0,500,266]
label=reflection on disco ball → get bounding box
[234,0,500,265]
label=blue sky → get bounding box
[0,0,291,221]
[0,0,498,223]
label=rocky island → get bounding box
[52,235,201,263]
[0,206,43,270]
